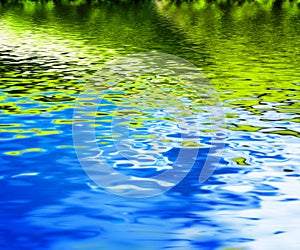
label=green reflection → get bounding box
[0,0,189,117]
[0,0,300,138]
[156,0,300,106]
[156,0,300,140]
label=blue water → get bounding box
[1,1,300,250]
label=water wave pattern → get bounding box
[1,1,300,250]
[73,52,224,198]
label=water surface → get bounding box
[1,1,300,249]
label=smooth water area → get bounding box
[1,1,300,249]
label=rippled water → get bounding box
[1,1,300,249]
